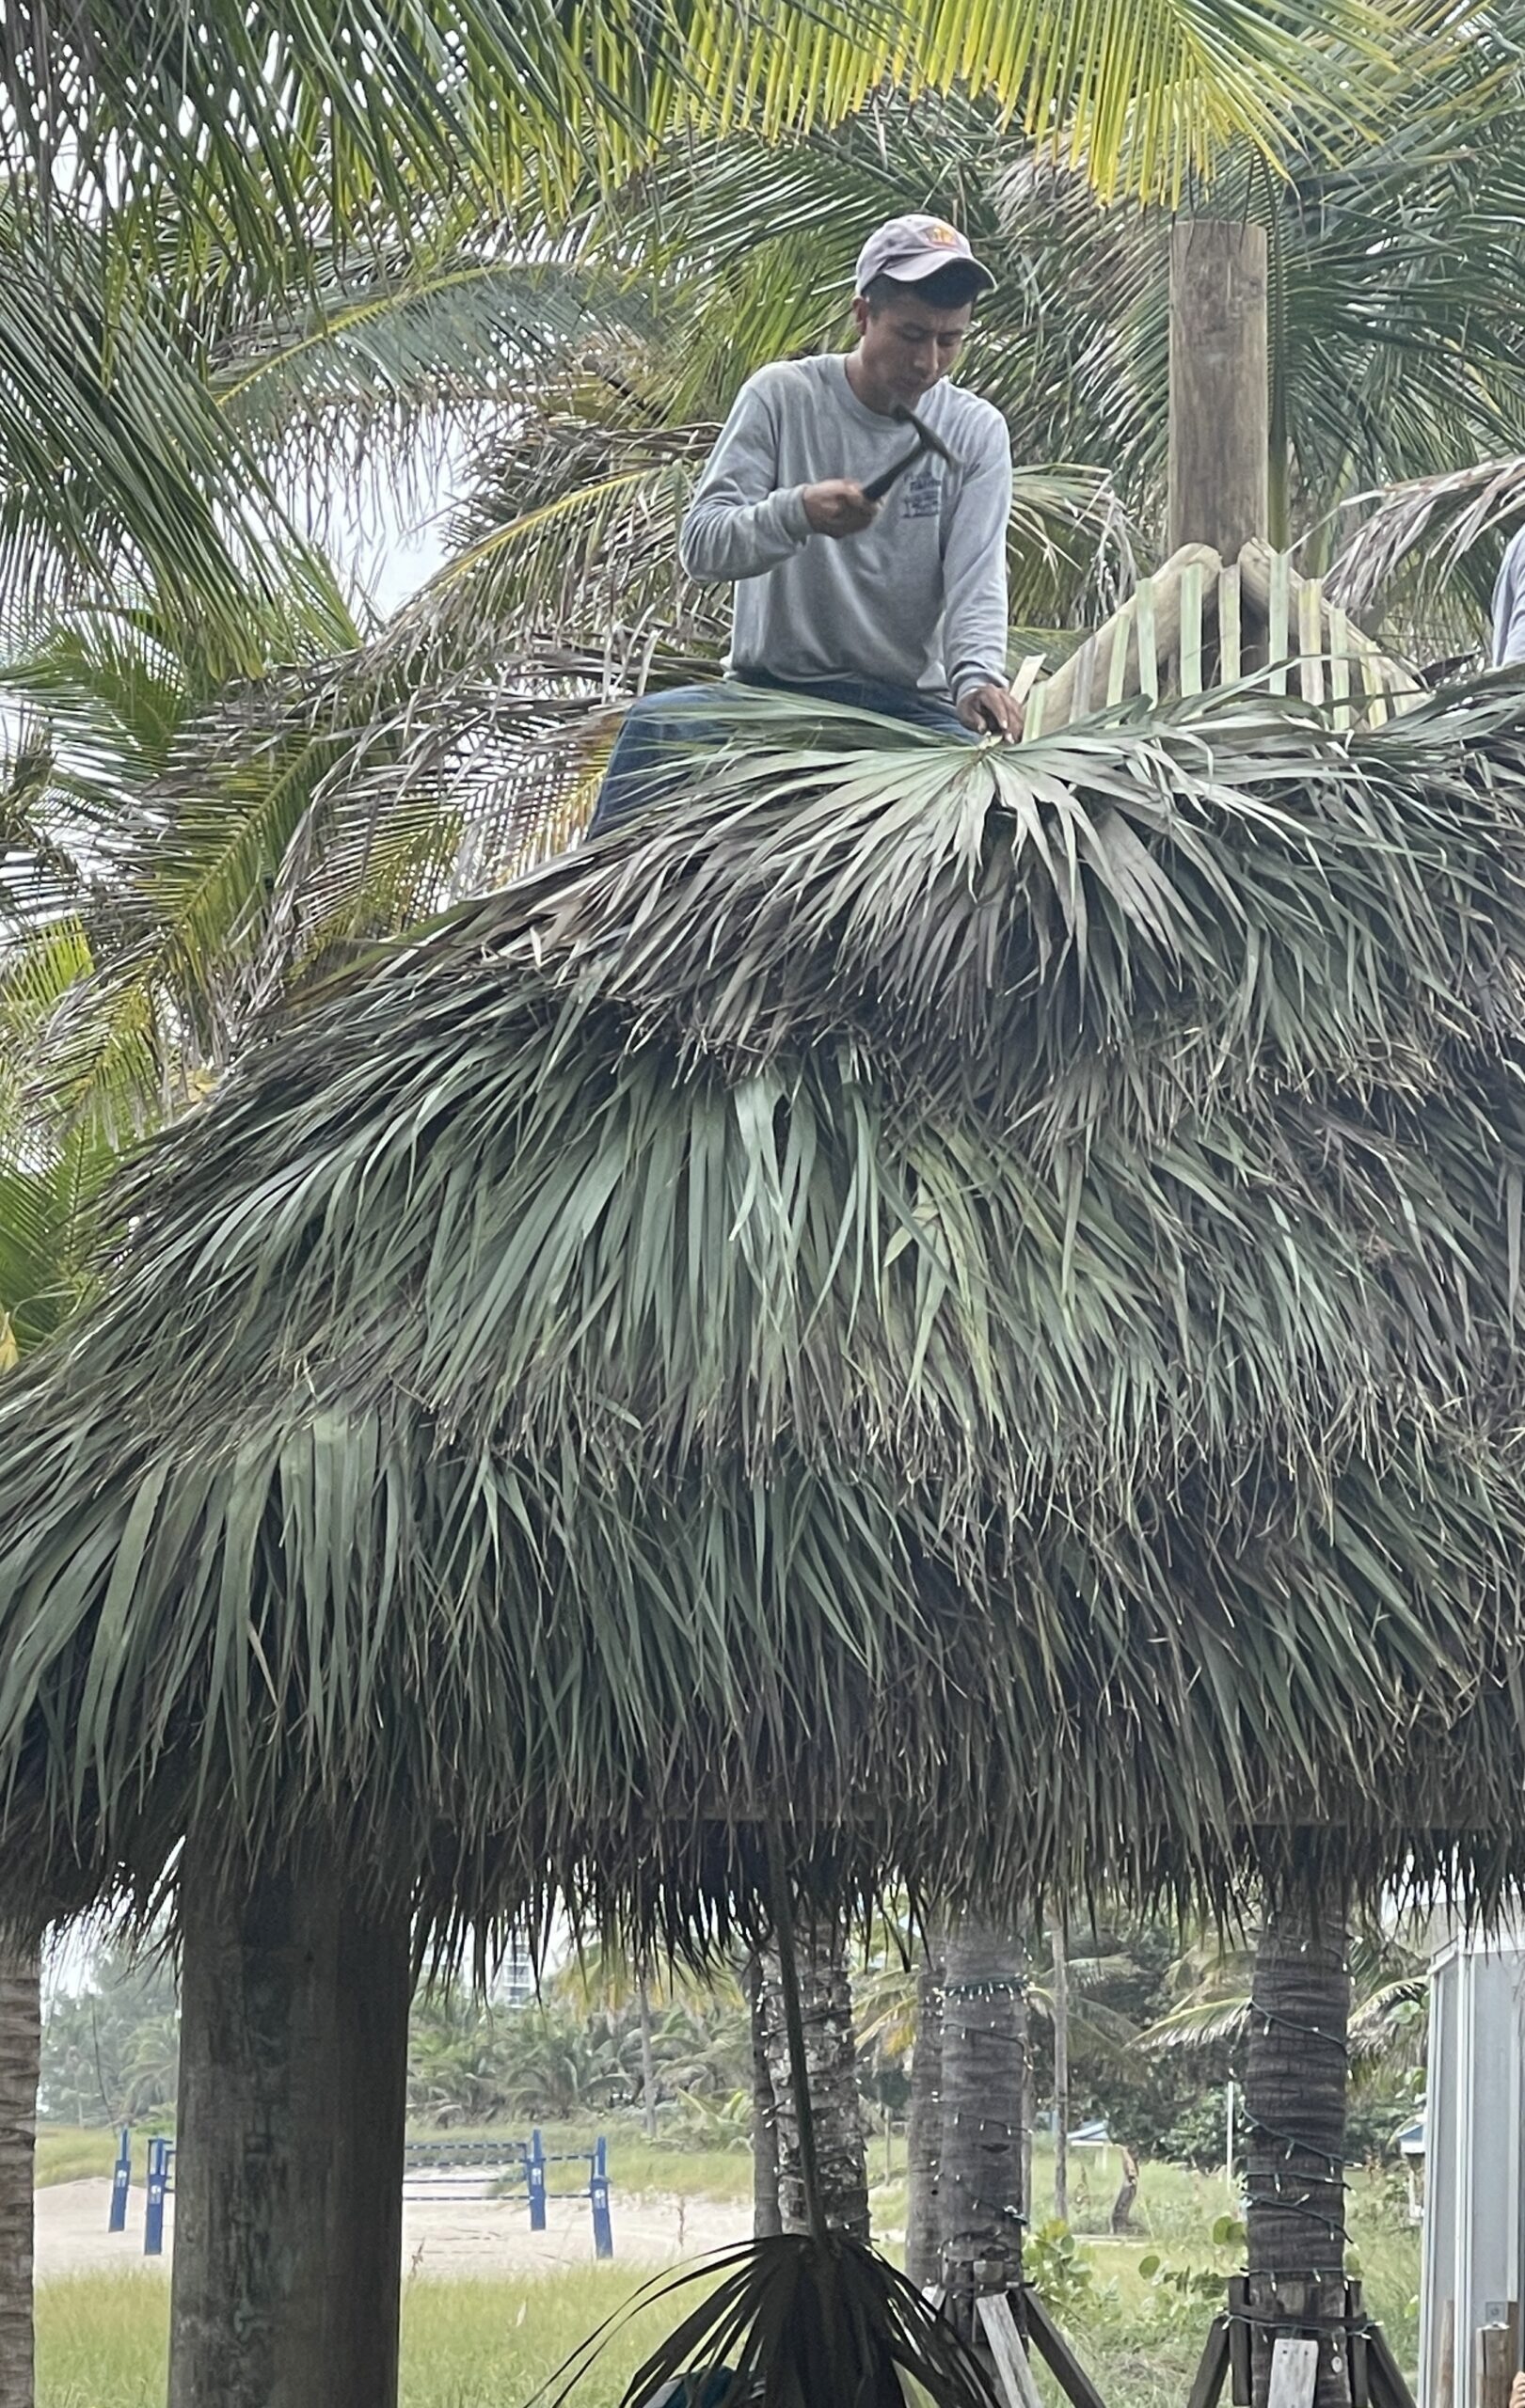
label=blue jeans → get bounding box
[588,671,973,835]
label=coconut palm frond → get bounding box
[0,208,323,656]
[1026,1989,1142,2059]
[0,0,1423,302]
[212,251,652,536]
[1327,457,1525,632]
[905,0,1424,208]
[0,0,602,276]
[421,430,721,659]
[0,586,387,1126]
[1348,1975,1427,2067]
[1139,1994,1250,2052]
[0,1132,112,1351]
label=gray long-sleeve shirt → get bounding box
[1494,525,1525,664]
[678,354,1013,701]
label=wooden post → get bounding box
[1024,2288,1109,2408]
[1437,2299,1455,2408]
[1228,2273,1254,2406]
[1477,2324,1512,2408]
[1168,221,1269,561]
[168,1846,412,2408]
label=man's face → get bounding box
[853,288,974,405]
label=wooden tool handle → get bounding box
[862,439,927,503]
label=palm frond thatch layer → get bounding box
[4,686,1525,1946]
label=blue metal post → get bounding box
[108,2128,131,2233]
[591,2134,612,2260]
[528,2127,548,2233]
[144,2137,168,2257]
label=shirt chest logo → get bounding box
[899,462,945,520]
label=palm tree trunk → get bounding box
[760,1922,867,2240]
[1243,1893,1352,2408]
[905,1933,945,2289]
[0,1934,40,2408]
[168,1846,412,2408]
[637,1976,659,2143]
[1052,1933,1070,2226]
[745,1952,782,2238]
[939,1919,1025,2337]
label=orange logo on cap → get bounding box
[926,223,960,245]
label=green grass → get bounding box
[40,2277,168,2408]
[36,2130,124,2188]
[36,2270,691,2408]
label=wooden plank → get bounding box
[1025,2286,1110,2408]
[1186,2317,1232,2408]
[1228,2275,1253,2407]
[1327,608,1353,726]
[1268,553,1291,694]
[1298,579,1325,706]
[1180,562,1204,696]
[1106,605,1134,705]
[977,2294,1045,2408]
[1268,2338,1320,2408]
[1219,564,1242,685]
[1477,2322,1512,2408]
[1137,578,1159,703]
[1364,643,1390,728]
[1168,220,1270,560]
[1436,2299,1454,2408]
[1348,2279,1370,2408]
[1370,2318,1420,2408]
[1344,631,1371,728]
[1036,546,1218,730]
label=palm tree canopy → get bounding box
[0,0,1437,290]
[3,686,1525,1952]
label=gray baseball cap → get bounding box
[853,213,995,297]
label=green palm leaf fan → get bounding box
[544,1827,999,2408]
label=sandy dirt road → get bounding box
[36,2178,751,2283]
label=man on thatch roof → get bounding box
[590,214,1024,832]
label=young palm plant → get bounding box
[546,1844,999,2408]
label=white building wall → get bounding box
[1422,1935,1525,2408]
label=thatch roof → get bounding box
[4,679,1525,1949]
